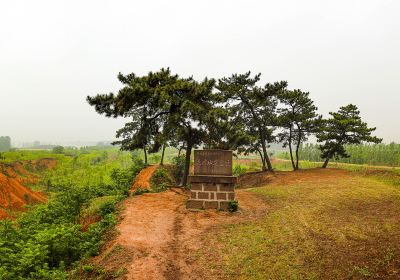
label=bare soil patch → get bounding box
[0,159,55,219]
[130,165,158,192]
[92,188,266,280]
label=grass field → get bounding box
[201,168,400,279]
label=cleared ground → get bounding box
[93,167,400,280]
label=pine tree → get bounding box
[216,72,286,171]
[87,68,215,186]
[277,89,321,170]
[317,104,382,168]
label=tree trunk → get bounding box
[260,138,273,171]
[143,146,148,165]
[295,133,302,170]
[264,152,273,171]
[288,127,296,170]
[160,144,166,165]
[181,141,193,186]
[257,148,264,168]
[322,156,330,168]
[178,145,184,157]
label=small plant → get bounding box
[233,165,247,176]
[113,267,128,278]
[99,200,116,216]
[82,264,94,273]
[133,188,150,196]
[228,200,239,212]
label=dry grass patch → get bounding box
[201,169,400,279]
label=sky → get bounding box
[0,0,399,146]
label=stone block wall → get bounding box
[187,175,237,210]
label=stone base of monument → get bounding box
[187,175,237,211]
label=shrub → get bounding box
[52,146,65,154]
[233,165,247,176]
[228,200,239,212]
[171,155,185,184]
[150,167,173,192]
[133,188,150,196]
[98,200,116,216]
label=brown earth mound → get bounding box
[0,159,56,219]
[130,165,159,193]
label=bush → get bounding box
[98,200,116,216]
[150,167,173,192]
[52,146,65,154]
[233,165,248,176]
[228,200,239,212]
[171,155,185,184]
[133,188,150,196]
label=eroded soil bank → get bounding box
[0,159,56,219]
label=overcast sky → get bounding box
[1,0,399,145]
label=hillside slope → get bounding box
[0,159,56,219]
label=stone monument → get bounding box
[187,150,237,210]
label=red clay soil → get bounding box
[130,165,159,192]
[92,188,267,280]
[0,159,56,219]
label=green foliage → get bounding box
[282,143,400,167]
[216,72,286,171]
[277,89,321,170]
[150,167,173,192]
[317,104,382,167]
[133,188,150,196]
[171,155,185,184]
[98,200,116,216]
[233,165,248,176]
[0,148,144,279]
[228,200,239,212]
[87,68,218,186]
[52,146,65,154]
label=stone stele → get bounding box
[187,150,237,211]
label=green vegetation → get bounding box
[87,69,216,185]
[281,142,400,167]
[316,104,382,168]
[150,167,173,192]
[228,200,239,212]
[86,69,381,179]
[277,89,321,170]
[0,148,145,279]
[52,146,65,154]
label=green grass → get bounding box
[82,195,123,217]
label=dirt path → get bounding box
[94,188,266,280]
[130,165,159,192]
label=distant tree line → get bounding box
[87,69,381,183]
[280,143,400,167]
[0,136,11,152]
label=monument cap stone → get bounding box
[194,149,233,176]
